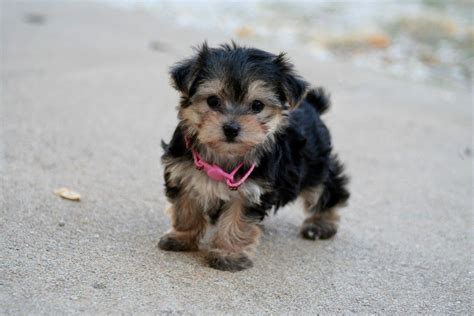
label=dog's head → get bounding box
[170,42,308,158]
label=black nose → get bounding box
[222,122,240,141]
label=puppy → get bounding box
[159,42,350,271]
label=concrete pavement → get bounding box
[1,1,472,314]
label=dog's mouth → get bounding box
[208,140,254,156]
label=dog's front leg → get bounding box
[158,196,207,252]
[207,199,262,272]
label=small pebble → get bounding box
[458,146,472,159]
[24,13,46,25]
[149,40,168,52]
[92,282,107,290]
[464,147,471,156]
[58,221,65,227]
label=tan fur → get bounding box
[162,155,267,252]
[198,110,226,147]
[165,201,207,250]
[301,185,324,212]
[162,45,347,270]
[191,79,224,100]
[179,77,289,161]
[179,101,208,129]
[303,208,340,226]
[301,186,340,237]
[163,68,302,261]
[261,109,284,134]
[163,158,265,210]
[210,199,262,257]
[245,80,281,106]
[237,114,267,148]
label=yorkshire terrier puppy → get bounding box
[159,43,350,271]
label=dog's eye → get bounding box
[207,96,220,109]
[251,100,265,113]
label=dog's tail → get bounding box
[305,87,331,115]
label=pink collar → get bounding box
[185,137,256,190]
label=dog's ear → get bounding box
[274,53,308,108]
[170,42,210,96]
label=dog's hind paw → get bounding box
[206,250,253,272]
[301,221,337,240]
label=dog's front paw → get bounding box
[301,221,337,240]
[158,234,198,252]
[206,250,253,272]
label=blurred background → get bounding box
[107,0,474,88]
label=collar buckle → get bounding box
[185,136,256,189]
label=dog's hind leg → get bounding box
[300,157,350,240]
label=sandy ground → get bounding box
[1,1,472,314]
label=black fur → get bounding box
[301,221,338,240]
[158,235,196,252]
[305,87,331,114]
[245,98,349,218]
[164,43,349,221]
[162,93,350,220]
[161,43,350,272]
[164,171,180,201]
[207,251,253,272]
[208,201,225,225]
[169,42,308,108]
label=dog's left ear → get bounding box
[274,53,308,108]
[170,42,210,96]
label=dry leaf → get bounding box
[54,187,81,201]
[366,34,391,49]
[235,25,255,38]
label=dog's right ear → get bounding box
[170,43,210,96]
